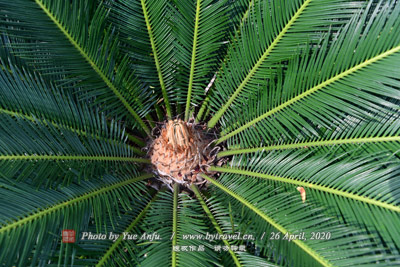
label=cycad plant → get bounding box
[0,0,399,266]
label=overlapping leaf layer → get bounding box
[0,0,399,266]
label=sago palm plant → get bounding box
[0,0,399,266]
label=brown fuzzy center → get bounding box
[149,119,218,186]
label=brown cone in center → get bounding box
[150,119,216,185]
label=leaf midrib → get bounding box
[96,193,158,267]
[218,44,400,143]
[185,0,202,121]
[211,166,400,213]
[208,0,312,128]
[0,108,145,153]
[196,0,254,123]
[0,173,152,233]
[140,0,172,119]
[218,135,400,156]
[191,184,241,267]
[201,173,332,267]
[34,0,150,135]
[0,154,150,163]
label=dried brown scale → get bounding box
[148,119,224,189]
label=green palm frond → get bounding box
[195,0,254,122]
[1,0,400,266]
[74,192,157,266]
[0,61,145,147]
[173,192,220,266]
[208,0,363,128]
[0,114,148,187]
[215,146,400,254]
[0,64,147,187]
[0,173,150,266]
[0,0,154,133]
[138,190,174,266]
[204,172,394,266]
[192,185,242,267]
[217,0,400,147]
[108,0,175,118]
[138,185,221,266]
[171,0,230,120]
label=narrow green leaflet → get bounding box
[0,114,148,187]
[138,191,174,266]
[0,0,153,133]
[218,1,400,148]
[217,147,400,257]
[108,0,174,118]
[0,61,145,148]
[196,0,254,122]
[204,172,394,266]
[0,173,150,266]
[192,185,241,267]
[71,193,157,266]
[173,192,219,266]
[171,0,229,120]
[208,0,362,127]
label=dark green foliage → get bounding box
[0,0,399,266]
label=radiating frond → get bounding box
[0,0,154,133]
[0,113,148,187]
[0,61,145,147]
[203,171,396,266]
[196,0,254,122]
[108,0,174,118]
[215,145,400,259]
[218,0,400,148]
[0,173,151,266]
[174,191,219,266]
[208,0,364,128]
[138,190,174,266]
[170,0,230,119]
[71,192,157,266]
[192,184,242,266]
[0,62,149,187]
